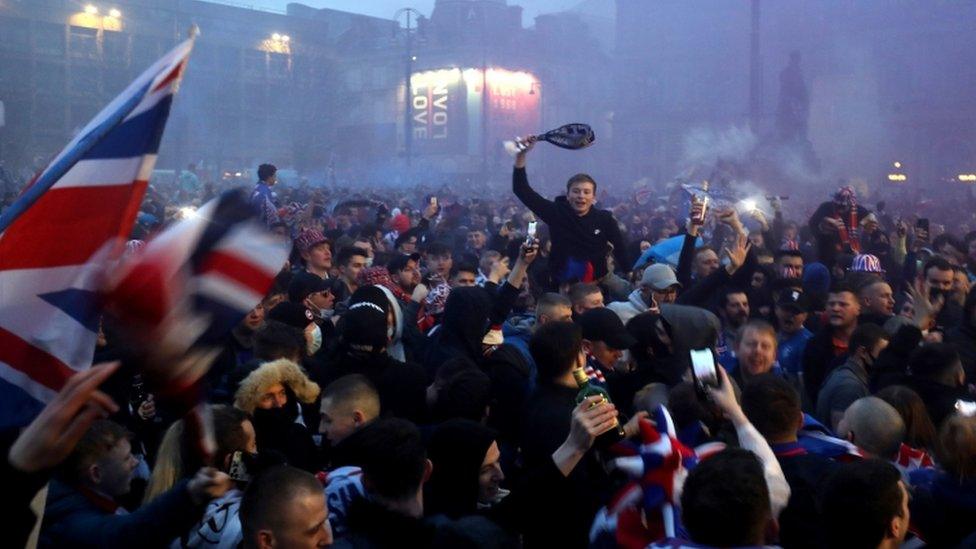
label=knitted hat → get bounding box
[850,253,884,274]
[356,267,411,303]
[339,302,389,351]
[295,228,329,255]
[349,285,391,316]
[391,214,411,234]
[268,301,314,329]
[802,263,832,296]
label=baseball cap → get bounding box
[775,290,811,314]
[578,308,637,350]
[288,271,331,303]
[641,263,681,291]
[268,301,315,329]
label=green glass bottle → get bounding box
[572,367,625,447]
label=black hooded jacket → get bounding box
[513,167,627,285]
[321,348,428,425]
[422,287,530,444]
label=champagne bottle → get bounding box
[572,367,625,447]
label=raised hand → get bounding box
[514,136,538,169]
[8,361,121,473]
[724,233,752,275]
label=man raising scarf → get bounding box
[809,184,871,268]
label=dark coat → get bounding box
[520,383,608,549]
[321,349,429,425]
[40,479,202,548]
[513,167,627,285]
[801,326,849,404]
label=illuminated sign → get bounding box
[408,67,540,156]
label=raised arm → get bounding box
[513,137,556,223]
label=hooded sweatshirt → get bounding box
[607,289,652,325]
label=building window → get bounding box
[69,66,100,96]
[34,62,66,93]
[268,52,290,77]
[0,17,31,53]
[0,58,29,90]
[243,49,266,77]
[34,22,66,57]
[70,102,100,129]
[243,83,266,106]
[103,31,128,65]
[69,26,99,59]
[33,96,66,130]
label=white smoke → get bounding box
[680,125,757,168]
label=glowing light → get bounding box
[893,161,901,168]
[234,172,242,177]
[740,199,757,212]
[272,33,281,41]
[108,8,121,18]
[411,55,417,61]
[84,4,98,15]
[281,35,290,43]
[179,206,199,220]
[887,174,907,182]
[485,68,537,93]
[959,174,976,182]
[411,68,462,90]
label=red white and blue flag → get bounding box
[0,36,198,427]
[102,189,290,394]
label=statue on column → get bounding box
[776,51,810,142]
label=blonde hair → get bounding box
[143,418,187,503]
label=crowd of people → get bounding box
[3,135,976,549]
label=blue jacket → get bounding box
[503,314,536,391]
[250,182,278,225]
[40,479,203,548]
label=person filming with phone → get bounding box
[513,136,628,289]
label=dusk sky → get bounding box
[210,0,588,24]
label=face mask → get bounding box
[364,257,374,268]
[318,308,335,321]
[307,324,323,355]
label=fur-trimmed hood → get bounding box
[234,358,320,414]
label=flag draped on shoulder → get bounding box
[0,35,197,427]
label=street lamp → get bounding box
[108,8,121,18]
[394,7,422,167]
[84,4,98,15]
[529,81,543,129]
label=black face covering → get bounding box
[251,405,295,452]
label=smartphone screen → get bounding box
[690,349,718,388]
[916,218,930,241]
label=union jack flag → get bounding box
[0,35,197,427]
